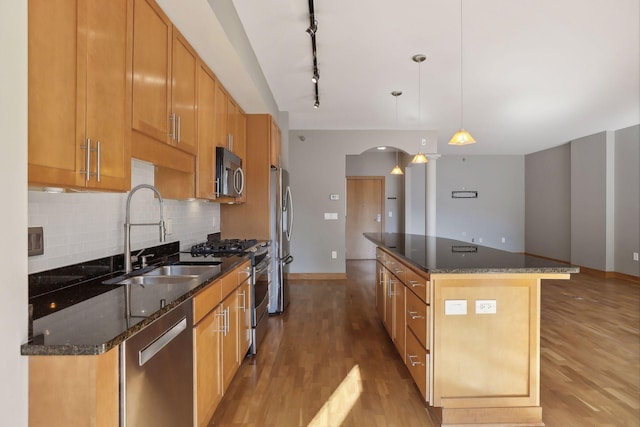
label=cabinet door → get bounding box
[194,309,222,427]
[221,294,239,391]
[84,0,132,190]
[170,30,198,155]
[385,274,395,336]
[131,0,172,144]
[393,283,406,357]
[214,82,229,149]
[237,280,252,359]
[196,62,216,200]
[376,262,386,321]
[28,0,80,188]
[270,118,281,168]
[28,0,131,191]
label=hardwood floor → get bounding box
[209,261,640,427]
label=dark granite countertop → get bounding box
[22,248,249,356]
[364,233,579,275]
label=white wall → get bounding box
[288,129,437,273]
[436,155,525,252]
[0,1,28,425]
[28,160,220,274]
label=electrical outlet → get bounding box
[166,218,173,235]
[478,237,483,243]
[634,252,639,261]
[331,251,337,259]
[462,231,467,237]
[388,211,393,218]
[476,300,497,314]
[501,237,506,243]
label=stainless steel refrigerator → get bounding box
[269,168,294,314]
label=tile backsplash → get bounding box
[28,160,220,273]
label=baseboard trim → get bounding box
[286,273,347,281]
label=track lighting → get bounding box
[307,0,320,108]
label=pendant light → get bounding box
[411,55,428,163]
[390,91,404,175]
[449,0,476,145]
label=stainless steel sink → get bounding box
[144,265,216,277]
[117,275,195,286]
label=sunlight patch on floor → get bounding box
[307,365,363,427]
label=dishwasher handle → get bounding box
[139,317,188,366]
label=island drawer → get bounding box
[193,280,221,324]
[405,269,430,303]
[386,260,406,284]
[406,288,429,349]
[406,328,430,402]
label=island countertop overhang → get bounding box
[364,232,579,275]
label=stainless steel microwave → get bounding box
[215,147,245,198]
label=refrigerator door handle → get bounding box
[284,186,294,241]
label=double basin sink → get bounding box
[117,265,220,287]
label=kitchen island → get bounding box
[364,233,579,427]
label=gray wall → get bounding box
[614,125,640,276]
[288,129,437,274]
[436,155,525,252]
[345,151,406,233]
[525,126,639,276]
[405,163,426,235]
[525,144,571,261]
[571,132,611,270]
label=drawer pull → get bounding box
[408,280,424,287]
[407,310,424,320]
[394,268,403,274]
[407,354,424,367]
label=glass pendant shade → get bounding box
[411,152,428,163]
[448,129,476,146]
[390,164,404,175]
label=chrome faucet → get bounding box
[124,184,166,274]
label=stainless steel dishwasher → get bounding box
[121,298,193,427]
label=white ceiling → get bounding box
[230,0,639,155]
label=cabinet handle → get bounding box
[215,178,220,198]
[95,140,101,182]
[168,114,176,139]
[80,139,91,182]
[408,280,424,288]
[407,354,424,367]
[238,291,246,310]
[388,279,396,297]
[378,268,384,286]
[407,310,425,320]
[394,268,403,275]
[228,134,233,152]
[216,311,226,334]
[176,115,181,142]
[225,307,230,335]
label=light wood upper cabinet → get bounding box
[214,83,229,149]
[270,118,281,168]
[196,61,217,200]
[170,30,198,155]
[28,0,132,191]
[131,0,197,162]
[131,0,172,144]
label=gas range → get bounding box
[189,238,259,258]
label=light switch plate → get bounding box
[28,227,44,256]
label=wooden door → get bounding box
[196,62,216,199]
[84,0,132,190]
[214,82,229,149]
[346,177,384,259]
[194,309,222,427]
[131,0,172,144]
[171,30,198,155]
[221,294,239,391]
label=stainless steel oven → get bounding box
[251,245,271,354]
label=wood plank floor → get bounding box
[209,261,640,427]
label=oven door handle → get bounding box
[281,255,294,265]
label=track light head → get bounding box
[311,71,319,83]
[306,21,317,36]
[314,100,320,109]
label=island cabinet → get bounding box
[192,259,251,427]
[369,234,577,427]
[28,0,132,192]
[130,0,197,174]
[29,347,119,427]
